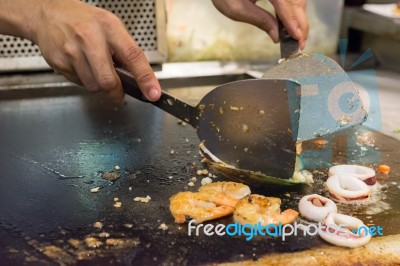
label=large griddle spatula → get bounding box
[116,68,301,179]
[264,19,367,141]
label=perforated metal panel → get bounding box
[0,0,166,71]
[0,36,40,58]
[96,0,158,52]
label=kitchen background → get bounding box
[166,0,341,61]
[1,0,399,70]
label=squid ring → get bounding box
[318,212,371,248]
[326,174,371,203]
[329,165,376,185]
[298,194,337,222]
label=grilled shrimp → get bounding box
[198,181,251,207]
[169,181,251,224]
[233,194,298,225]
[169,191,236,224]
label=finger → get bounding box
[271,0,304,47]
[212,0,279,43]
[292,2,309,49]
[50,59,82,86]
[107,22,161,101]
[78,29,124,102]
[74,57,100,93]
[46,51,81,84]
[61,69,82,86]
[63,42,100,92]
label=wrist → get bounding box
[0,0,47,41]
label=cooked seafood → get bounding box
[329,165,376,185]
[292,169,314,184]
[233,194,298,225]
[318,212,371,248]
[378,164,391,174]
[394,3,400,14]
[170,181,251,223]
[298,194,337,222]
[198,181,251,206]
[326,175,371,203]
[169,191,236,224]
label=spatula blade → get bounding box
[196,79,301,179]
[263,54,367,141]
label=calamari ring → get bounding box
[326,175,371,203]
[329,165,376,185]
[298,194,337,222]
[318,212,371,248]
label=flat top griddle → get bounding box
[0,79,399,265]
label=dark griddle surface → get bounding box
[0,85,399,265]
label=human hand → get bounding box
[211,0,309,50]
[32,0,161,102]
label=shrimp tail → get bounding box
[274,209,299,225]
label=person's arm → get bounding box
[211,0,309,50]
[0,0,161,102]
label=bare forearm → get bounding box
[0,0,44,40]
[0,0,161,102]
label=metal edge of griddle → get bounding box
[220,234,400,266]
[0,62,264,100]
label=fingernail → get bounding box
[300,40,306,51]
[269,28,279,43]
[148,88,160,101]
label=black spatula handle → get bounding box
[116,67,197,127]
[277,17,299,59]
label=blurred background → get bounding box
[164,0,400,71]
[1,0,400,71]
[166,0,341,61]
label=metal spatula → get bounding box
[264,19,367,141]
[116,68,301,179]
